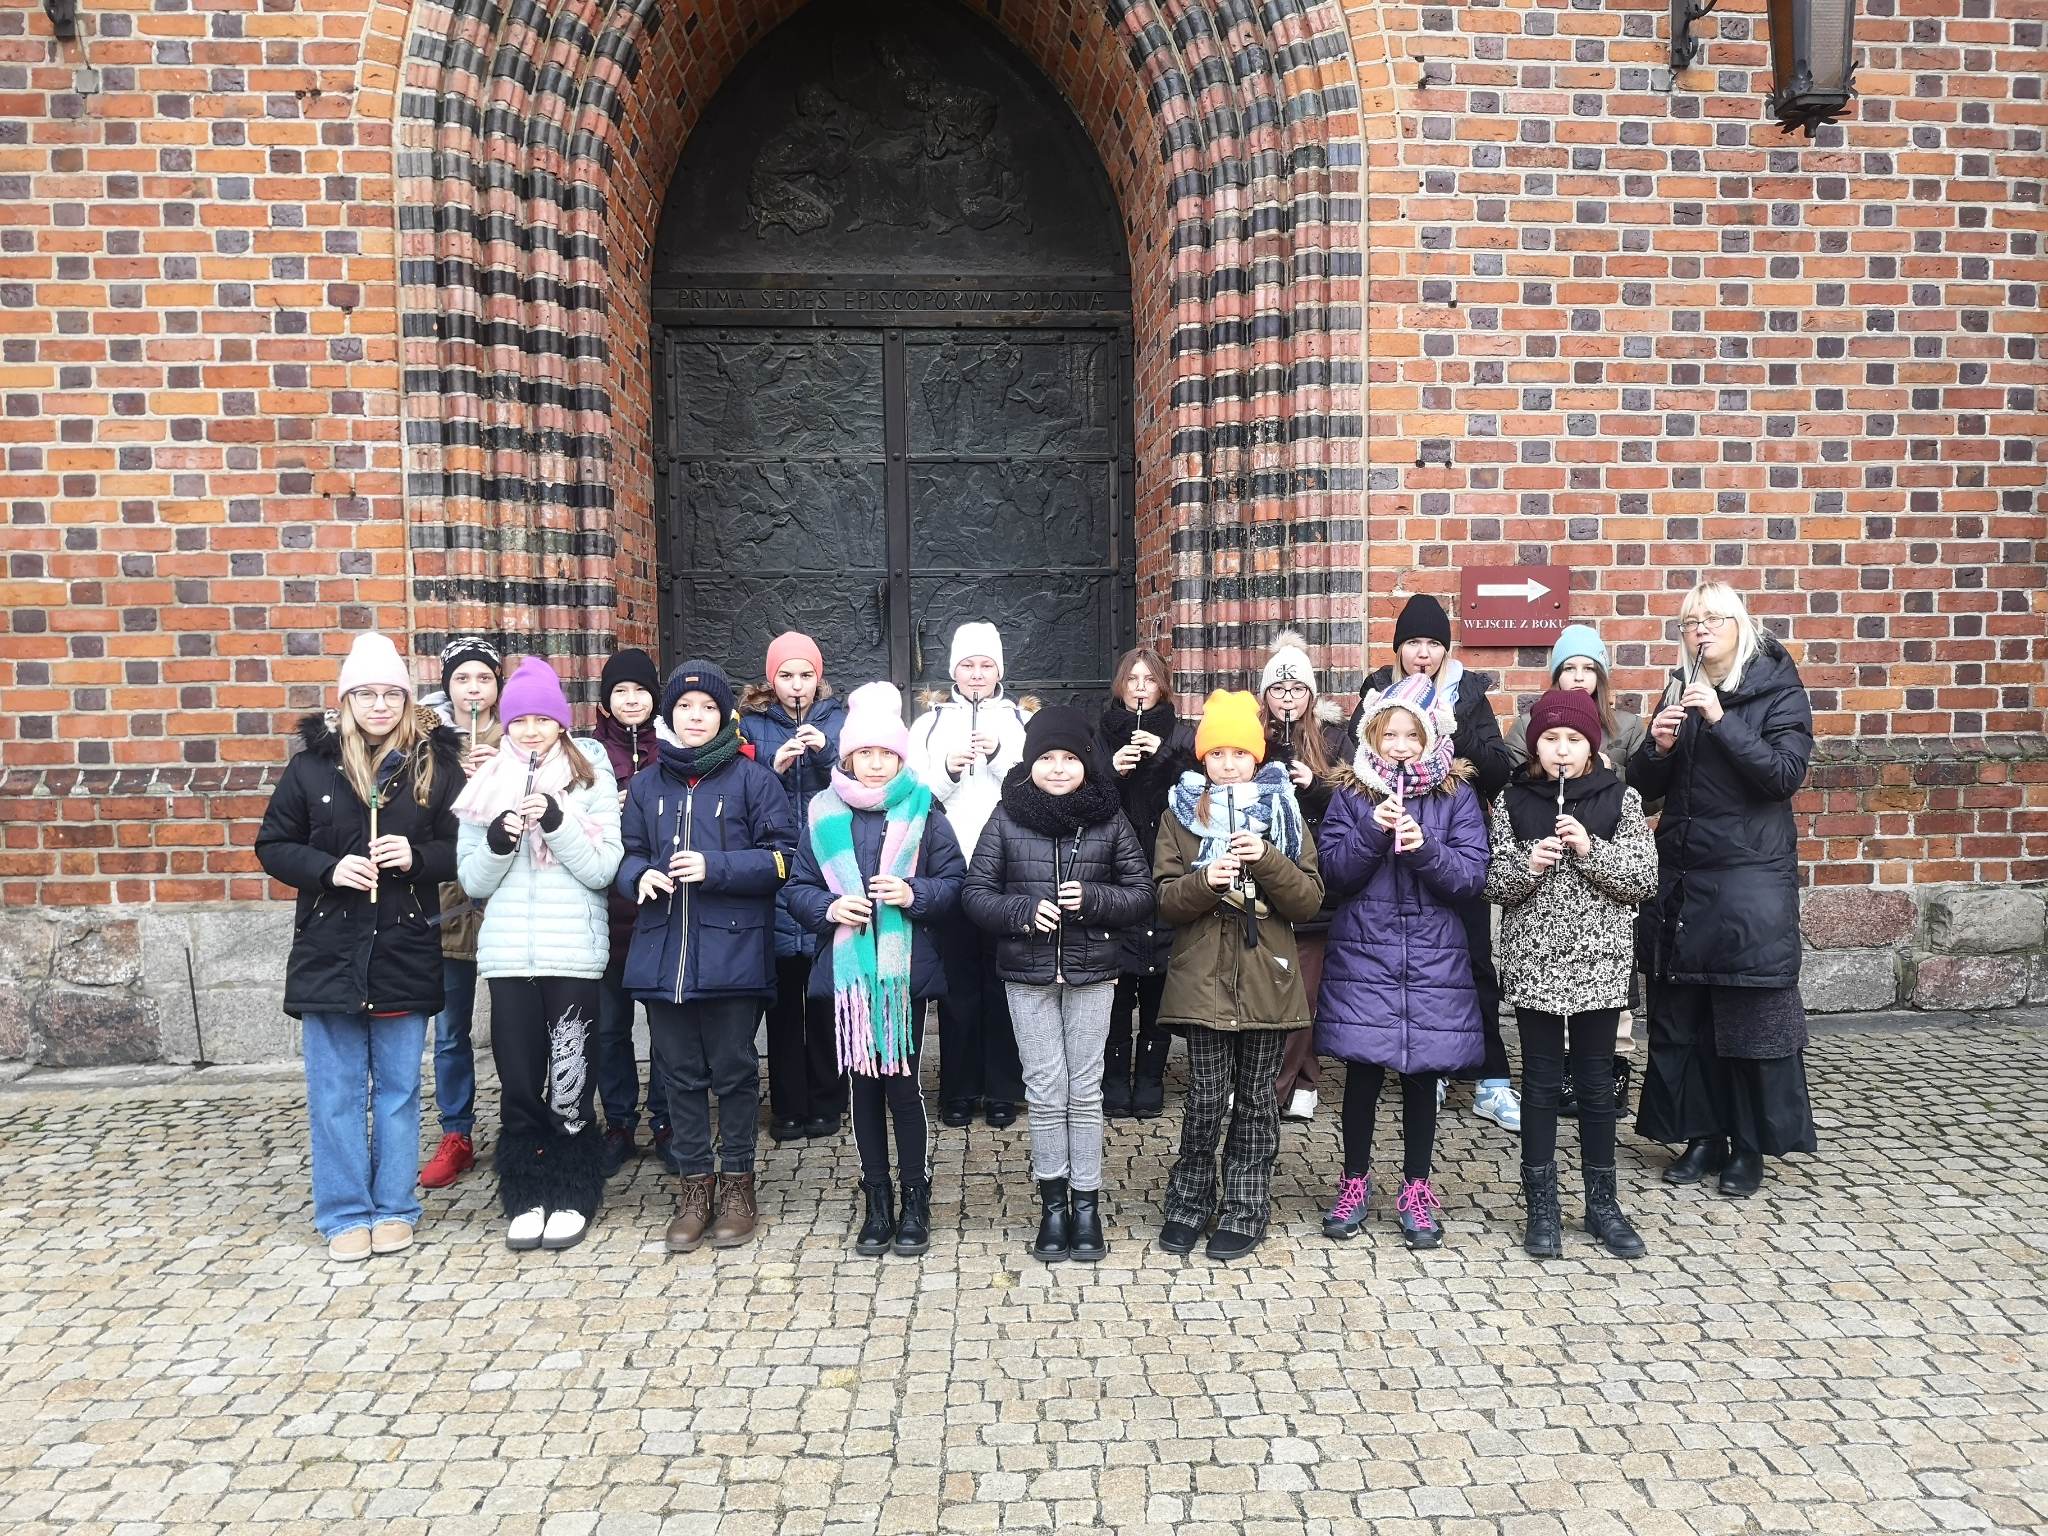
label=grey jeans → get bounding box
[1005,980,1116,1189]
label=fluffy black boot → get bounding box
[1032,1177,1071,1263]
[1584,1165,1647,1257]
[1521,1161,1562,1259]
[1101,1032,1134,1120]
[494,1125,605,1221]
[855,1178,895,1256]
[1131,1035,1169,1119]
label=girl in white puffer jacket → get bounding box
[457,657,622,1252]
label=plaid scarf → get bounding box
[1169,762,1305,867]
[808,767,930,1078]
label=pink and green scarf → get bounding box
[807,766,930,1077]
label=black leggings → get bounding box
[851,1015,930,1186]
[1518,1008,1620,1170]
[488,975,603,1219]
[1341,1062,1440,1184]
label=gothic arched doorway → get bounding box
[649,0,1134,701]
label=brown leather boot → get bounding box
[666,1174,715,1253]
[710,1172,758,1248]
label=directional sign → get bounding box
[1458,564,1569,644]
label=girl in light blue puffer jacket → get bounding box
[456,657,622,1253]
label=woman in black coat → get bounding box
[963,707,1155,1263]
[1355,595,1521,1133]
[1096,647,1196,1119]
[255,633,464,1262]
[1630,581,1818,1197]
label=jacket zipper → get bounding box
[673,785,697,1004]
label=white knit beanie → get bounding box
[336,633,412,703]
[948,621,1004,679]
[1258,630,1317,697]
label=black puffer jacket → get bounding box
[1358,660,1513,804]
[961,769,1156,985]
[256,709,466,1019]
[1628,638,1813,989]
[1097,700,1197,974]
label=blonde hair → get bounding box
[1366,704,1427,756]
[339,700,438,808]
[1679,580,1767,693]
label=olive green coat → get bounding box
[1153,814,1325,1033]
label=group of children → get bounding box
[258,602,1666,1268]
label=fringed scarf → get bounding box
[451,737,604,865]
[808,766,930,1079]
[1168,761,1305,867]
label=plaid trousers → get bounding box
[1164,1024,1290,1236]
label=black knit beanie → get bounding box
[1392,594,1452,653]
[440,635,504,695]
[1023,705,1098,775]
[599,648,661,717]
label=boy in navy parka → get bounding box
[617,661,796,1253]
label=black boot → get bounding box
[1583,1165,1646,1257]
[1555,1053,1579,1120]
[1612,1056,1633,1117]
[1032,1177,1071,1263]
[1663,1136,1728,1185]
[1718,1150,1764,1197]
[1521,1161,1562,1259]
[1068,1188,1106,1262]
[855,1178,895,1257]
[1131,1035,1169,1119]
[893,1178,932,1256]
[1101,1032,1134,1120]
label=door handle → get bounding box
[874,578,889,647]
[915,619,928,678]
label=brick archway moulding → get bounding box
[389,0,1381,695]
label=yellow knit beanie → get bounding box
[1193,690,1267,763]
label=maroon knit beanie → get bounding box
[1526,688,1603,755]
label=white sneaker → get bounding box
[506,1207,545,1251]
[1435,1078,1448,1110]
[1472,1080,1522,1133]
[1283,1088,1318,1122]
[541,1209,588,1250]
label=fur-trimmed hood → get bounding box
[740,679,837,716]
[294,704,464,769]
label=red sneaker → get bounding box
[419,1132,474,1189]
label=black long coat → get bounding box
[256,710,465,1019]
[960,773,1156,986]
[1628,638,1814,993]
[1096,705,1196,974]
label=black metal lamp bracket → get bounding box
[1672,0,1718,73]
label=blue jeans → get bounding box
[432,958,477,1136]
[596,964,668,1134]
[303,1010,429,1239]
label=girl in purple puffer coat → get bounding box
[1312,673,1490,1250]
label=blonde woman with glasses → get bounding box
[1629,581,1818,1197]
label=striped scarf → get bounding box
[807,767,930,1077]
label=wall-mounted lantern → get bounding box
[45,0,78,39]
[1767,0,1857,134]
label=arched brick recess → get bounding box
[393,0,1365,695]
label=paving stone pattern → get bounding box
[1,1019,2044,1535]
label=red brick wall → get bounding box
[1,0,2042,908]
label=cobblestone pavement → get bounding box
[1,1015,2044,1536]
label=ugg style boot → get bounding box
[1101,1034,1134,1120]
[666,1174,715,1253]
[893,1179,933,1257]
[855,1177,895,1257]
[1131,1036,1170,1119]
[1032,1177,1071,1263]
[1521,1161,1563,1259]
[1583,1165,1647,1257]
[711,1172,758,1248]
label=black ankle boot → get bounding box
[1583,1165,1646,1257]
[1718,1150,1764,1197]
[1663,1136,1728,1185]
[1131,1035,1169,1119]
[1068,1188,1106,1262]
[855,1177,895,1256]
[893,1178,932,1256]
[1032,1177,1071,1262]
[1101,1034,1134,1120]
[1521,1161,1562,1259]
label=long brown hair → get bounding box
[1552,658,1621,739]
[339,701,438,808]
[1109,647,1175,713]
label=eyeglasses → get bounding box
[352,690,409,709]
[1268,683,1310,699]
[1680,615,1735,633]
